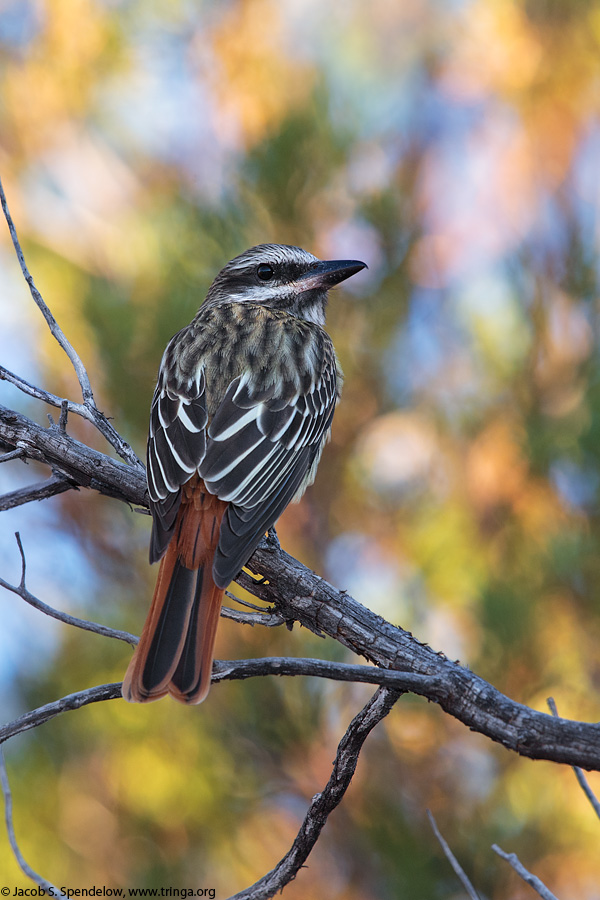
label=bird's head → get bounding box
[203,244,367,326]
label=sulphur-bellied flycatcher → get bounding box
[122,244,366,704]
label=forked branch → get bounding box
[492,845,559,900]
[0,531,137,644]
[228,687,400,900]
[0,177,142,468]
[2,399,600,770]
[0,171,597,900]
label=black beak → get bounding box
[297,258,367,292]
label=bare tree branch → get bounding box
[1,363,92,421]
[548,697,600,820]
[0,749,66,897]
[227,686,400,900]
[211,656,435,692]
[0,662,419,745]
[427,810,481,900]
[0,473,76,511]
[0,447,26,463]
[492,845,559,900]
[0,523,280,636]
[0,684,123,744]
[0,179,143,469]
[0,404,147,504]
[0,532,138,645]
[2,402,600,770]
[220,603,285,627]
[0,683,399,896]
[221,588,285,627]
[245,537,600,771]
[0,178,92,401]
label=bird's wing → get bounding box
[200,342,339,587]
[146,366,208,563]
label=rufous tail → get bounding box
[123,480,227,704]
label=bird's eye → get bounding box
[257,263,274,281]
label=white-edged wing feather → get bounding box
[147,368,208,562]
[147,318,340,586]
[200,351,338,587]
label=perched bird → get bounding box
[122,243,366,704]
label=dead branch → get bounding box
[0,663,424,745]
[1,167,598,899]
[0,684,123,744]
[492,844,559,900]
[427,810,481,900]
[0,472,76,511]
[0,177,142,469]
[227,686,400,900]
[548,697,600,820]
[2,401,600,769]
[244,537,600,771]
[0,532,137,645]
[211,656,433,691]
[0,404,147,504]
[0,750,66,898]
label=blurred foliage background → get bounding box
[1,0,600,896]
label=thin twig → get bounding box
[227,687,400,900]
[1,363,97,423]
[58,398,69,432]
[492,845,559,900]
[220,605,285,627]
[0,749,67,897]
[3,528,277,638]
[0,532,138,645]
[427,810,480,900]
[0,474,76,511]
[226,590,276,613]
[0,176,94,401]
[0,664,411,745]
[0,447,25,463]
[0,179,143,469]
[212,656,435,693]
[0,683,123,744]
[0,365,140,468]
[3,403,600,769]
[547,697,600,820]
[222,589,284,626]
[0,404,147,503]
[0,364,142,470]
